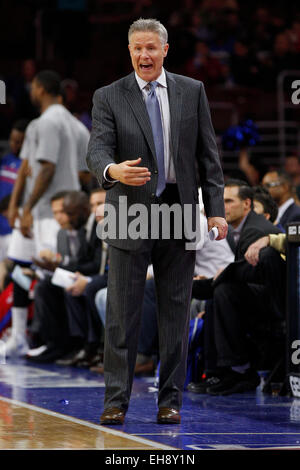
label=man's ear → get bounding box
[244,198,252,211]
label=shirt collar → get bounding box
[134,68,167,91]
[277,197,294,221]
[232,213,249,242]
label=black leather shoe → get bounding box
[207,368,260,396]
[187,375,221,394]
[157,407,181,424]
[100,407,125,425]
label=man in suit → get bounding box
[262,169,300,230]
[188,179,283,394]
[86,18,227,425]
[206,181,284,395]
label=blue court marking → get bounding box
[0,358,300,450]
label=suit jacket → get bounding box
[87,70,225,250]
[278,202,300,230]
[214,210,282,287]
[57,220,102,276]
[192,211,282,298]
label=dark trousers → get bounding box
[32,277,70,350]
[138,278,158,357]
[213,247,286,368]
[64,274,107,345]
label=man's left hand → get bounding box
[207,217,228,240]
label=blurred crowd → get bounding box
[1,0,300,139]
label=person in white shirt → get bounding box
[6,70,81,357]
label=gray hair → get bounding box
[128,18,168,45]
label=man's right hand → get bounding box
[108,158,151,186]
[244,236,270,266]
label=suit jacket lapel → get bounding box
[123,73,157,159]
[166,71,182,162]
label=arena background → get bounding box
[1,0,300,452]
[0,0,300,178]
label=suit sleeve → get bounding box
[196,83,225,218]
[86,88,118,189]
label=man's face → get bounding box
[128,31,169,82]
[9,129,25,156]
[90,191,106,222]
[51,198,70,229]
[64,202,89,230]
[262,171,284,204]
[224,186,250,227]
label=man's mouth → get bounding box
[140,64,153,70]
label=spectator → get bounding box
[262,169,300,230]
[229,40,259,88]
[11,59,39,123]
[253,186,278,223]
[184,40,226,85]
[284,154,300,201]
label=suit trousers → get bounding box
[103,185,196,412]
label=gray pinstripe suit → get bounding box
[87,70,225,412]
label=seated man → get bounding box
[188,179,283,395]
[27,191,102,363]
[55,188,108,367]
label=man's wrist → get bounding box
[104,163,119,183]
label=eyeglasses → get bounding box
[263,181,282,188]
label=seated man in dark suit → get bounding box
[56,189,108,367]
[188,179,283,395]
[27,191,102,362]
[262,169,300,231]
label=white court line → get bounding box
[133,432,300,436]
[0,396,176,450]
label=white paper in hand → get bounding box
[51,268,76,289]
[208,226,219,241]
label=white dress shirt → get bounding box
[104,68,176,184]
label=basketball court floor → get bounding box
[0,358,300,451]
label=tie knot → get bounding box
[147,81,158,95]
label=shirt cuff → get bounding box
[104,163,119,183]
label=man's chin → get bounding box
[137,67,160,82]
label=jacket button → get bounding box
[154,169,158,174]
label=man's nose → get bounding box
[140,48,150,59]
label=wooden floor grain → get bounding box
[0,397,167,450]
